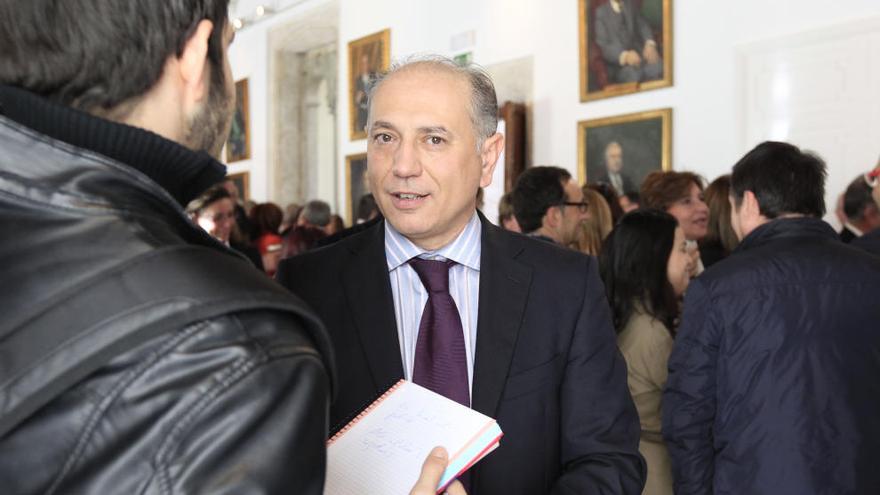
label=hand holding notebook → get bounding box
[326,380,503,494]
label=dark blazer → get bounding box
[852,227,880,256]
[664,218,880,494]
[277,214,645,494]
[839,225,857,243]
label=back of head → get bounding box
[0,0,230,119]
[588,182,624,224]
[578,187,613,255]
[250,202,284,235]
[640,170,705,211]
[842,174,876,222]
[599,209,679,333]
[511,166,571,234]
[730,141,826,218]
[301,200,332,227]
[703,174,739,252]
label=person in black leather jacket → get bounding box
[0,1,338,493]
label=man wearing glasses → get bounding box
[511,166,591,247]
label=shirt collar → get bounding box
[384,212,482,271]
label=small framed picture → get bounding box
[348,29,391,141]
[345,153,369,224]
[226,79,251,163]
[578,108,672,195]
[578,0,673,102]
[227,171,250,202]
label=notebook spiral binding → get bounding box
[327,379,406,445]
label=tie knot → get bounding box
[408,257,454,294]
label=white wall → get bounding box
[232,0,880,216]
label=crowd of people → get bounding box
[2,1,880,494]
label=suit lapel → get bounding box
[341,221,405,392]
[471,214,533,417]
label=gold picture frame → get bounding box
[226,79,251,162]
[577,108,672,194]
[578,0,673,102]
[348,29,391,141]
[227,171,250,202]
[345,153,369,224]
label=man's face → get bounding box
[605,143,623,174]
[367,67,497,250]
[196,197,236,243]
[183,20,236,159]
[557,179,590,245]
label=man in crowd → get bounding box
[839,174,880,243]
[298,199,333,233]
[511,166,590,246]
[597,141,636,196]
[0,1,448,492]
[663,141,880,494]
[277,56,645,494]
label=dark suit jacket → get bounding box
[276,214,645,494]
[839,225,857,244]
[852,228,880,256]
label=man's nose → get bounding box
[391,140,422,178]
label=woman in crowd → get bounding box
[250,202,284,276]
[640,170,708,275]
[576,186,614,255]
[599,209,695,495]
[699,174,739,267]
[187,185,264,271]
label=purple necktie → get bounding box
[409,257,470,408]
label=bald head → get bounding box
[366,56,498,146]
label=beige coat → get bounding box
[617,309,674,495]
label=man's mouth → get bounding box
[393,193,427,200]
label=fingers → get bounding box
[409,447,449,495]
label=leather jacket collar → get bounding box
[0,84,225,206]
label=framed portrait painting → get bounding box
[578,0,673,102]
[226,79,251,163]
[348,29,390,141]
[345,153,369,224]
[226,171,250,202]
[578,108,671,196]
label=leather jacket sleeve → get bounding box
[0,311,331,495]
[162,312,331,494]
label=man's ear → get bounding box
[478,132,505,188]
[178,20,215,106]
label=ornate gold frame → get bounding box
[345,152,368,224]
[348,29,391,141]
[577,108,672,184]
[578,0,673,102]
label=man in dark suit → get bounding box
[594,0,663,84]
[277,57,644,494]
[595,140,637,195]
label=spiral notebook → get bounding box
[325,380,503,494]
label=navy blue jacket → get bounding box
[852,228,880,257]
[663,218,880,495]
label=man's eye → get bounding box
[373,133,392,143]
[428,136,444,145]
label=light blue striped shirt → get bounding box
[384,212,481,391]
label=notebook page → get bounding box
[326,381,497,495]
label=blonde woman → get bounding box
[574,186,614,255]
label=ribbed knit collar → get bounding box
[0,84,226,206]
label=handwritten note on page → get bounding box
[325,380,503,494]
